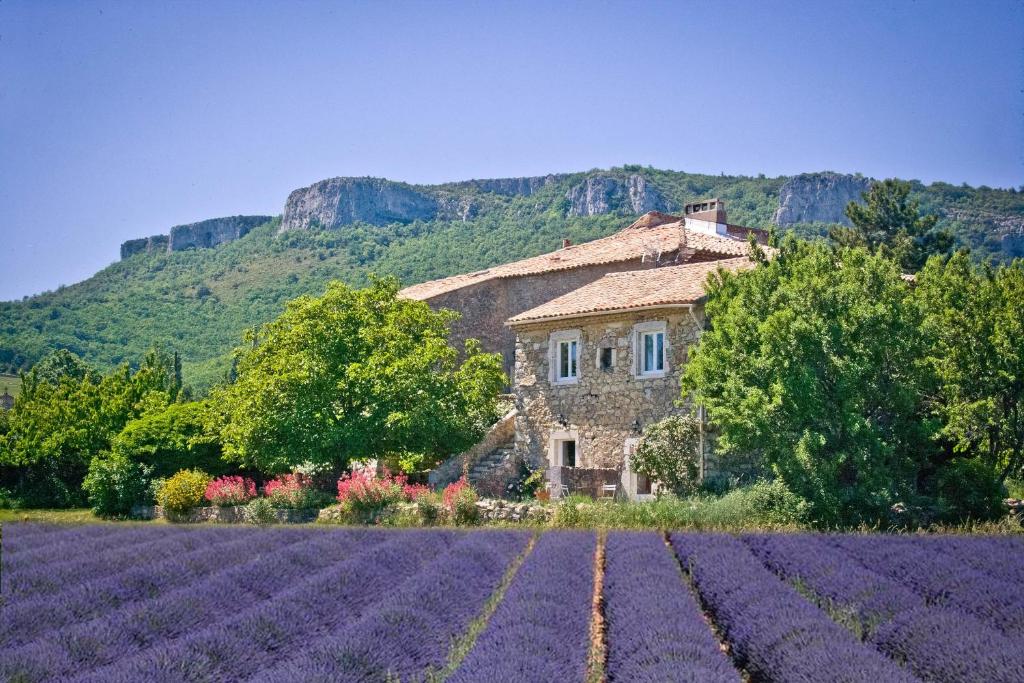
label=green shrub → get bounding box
[551,494,593,528]
[740,479,811,525]
[82,454,153,518]
[111,400,225,478]
[243,496,277,525]
[156,469,210,513]
[932,459,1004,523]
[415,491,444,526]
[147,477,166,505]
[632,414,702,497]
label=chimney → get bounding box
[561,238,572,249]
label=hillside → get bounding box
[2,166,1021,390]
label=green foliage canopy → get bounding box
[111,399,225,478]
[0,348,179,506]
[915,252,1024,483]
[217,276,506,474]
[832,179,952,272]
[682,239,932,524]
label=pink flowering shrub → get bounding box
[443,477,480,526]
[263,473,317,509]
[336,466,426,523]
[402,483,431,501]
[204,476,257,507]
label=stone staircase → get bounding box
[467,446,515,487]
[429,407,517,489]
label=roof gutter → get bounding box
[506,302,701,328]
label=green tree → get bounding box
[682,239,932,524]
[218,277,506,474]
[831,179,952,272]
[0,349,178,506]
[915,252,1024,484]
[111,400,225,478]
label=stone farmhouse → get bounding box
[405,201,768,499]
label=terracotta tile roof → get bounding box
[506,257,755,325]
[401,213,762,300]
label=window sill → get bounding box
[634,371,668,380]
[551,378,579,386]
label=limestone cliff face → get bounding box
[168,216,272,251]
[566,174,666,217]
[120,234,169,259]
[119,216,270,259]
[280,177,438,231]
[773,172,872,226]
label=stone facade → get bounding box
[512,308,705,498]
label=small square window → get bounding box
[600,347,614,371]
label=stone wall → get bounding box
[512,308,704,486]
[132,505,318,523]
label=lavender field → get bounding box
[1,524,1022,682]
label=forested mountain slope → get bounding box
[2,166,1021,390]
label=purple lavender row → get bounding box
[1,522,98,554]
[604,532,739,683]
[0,527,370,682]
[449,531,597,683]
[3,524,181,573]
[244,529,531,682]
[829,534,1024,638]
[910,535,1024,587]
[670,533,918,683]
[3,525,227,601]
[2,522,127,555]
[742,533,1024,682]
[70,529,459,683]
[0,527,301,648]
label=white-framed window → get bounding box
[632,321,668,378]
[549,330,581,384]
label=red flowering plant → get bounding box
[263,473,318,509]
[442,477,480,526]
[336,466,423,523]
[204,476,257,507]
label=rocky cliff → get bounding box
[773,172,872,226]
[169,215,272,251]
[120,234,170,259]
[120,216,271,259]
[565,174,667,216]
[280,177,438,231]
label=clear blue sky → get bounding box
[1,0,1021,301]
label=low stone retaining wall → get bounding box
[317,498,552,524]
[476,498,551,522]
[131,505,319,524]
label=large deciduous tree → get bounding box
[217,277,506,474]
[0,348,180,506]
[831,178,952,272]
[682,239,932,524]
[915,252,1024,484]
